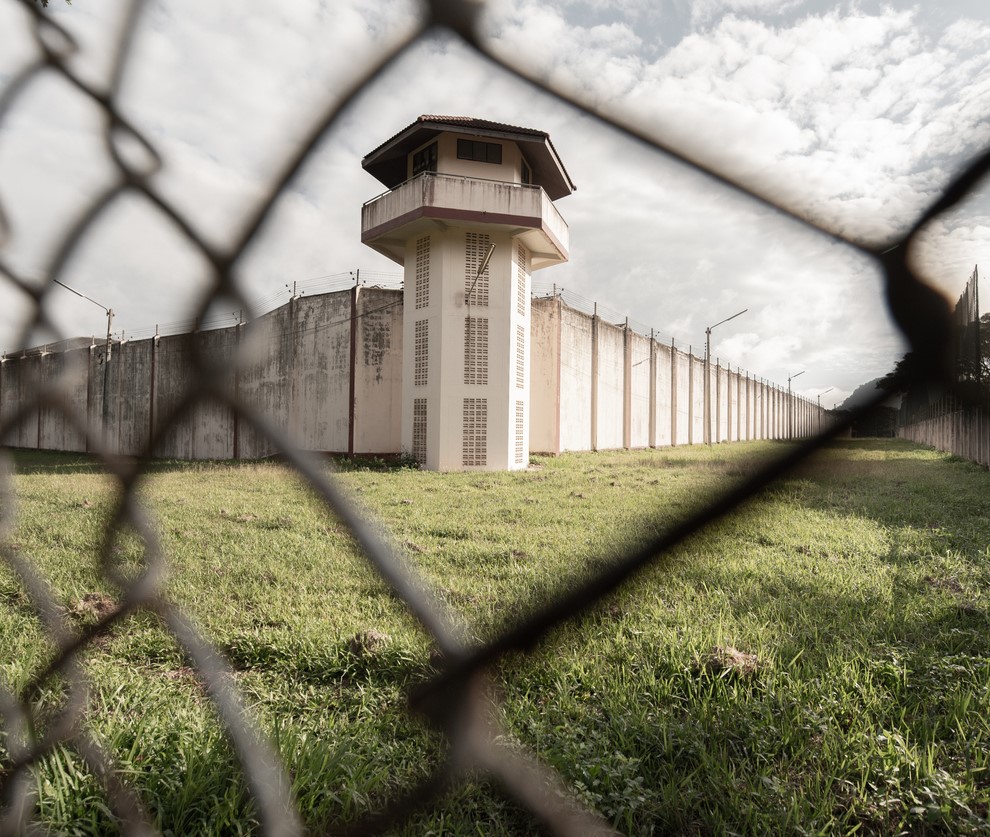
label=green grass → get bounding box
[2,439,990,834]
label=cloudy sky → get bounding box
[2,0,989,406]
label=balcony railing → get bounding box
[361,172,569,255]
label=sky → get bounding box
[1,0,990,407]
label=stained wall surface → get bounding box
[1,291,825,462]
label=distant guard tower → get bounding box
[361,116,574,470]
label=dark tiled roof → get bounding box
[362,115,575,199]
[417,115,548,137]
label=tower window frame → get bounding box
[456,139,502,165]
[521,157,532,185]
[412,142,438,176]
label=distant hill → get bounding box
[837,378,901,411]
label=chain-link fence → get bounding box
[0,0,980,833]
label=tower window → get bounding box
[457,139,502,165]
[412,142,437,175]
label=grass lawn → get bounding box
[2,439,990,834]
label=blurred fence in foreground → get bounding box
[0,0,980,833]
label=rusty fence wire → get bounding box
[0,0,979,833]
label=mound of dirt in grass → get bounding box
[347,629,391,657]
[695,645,762,678]
[71,592,117,621]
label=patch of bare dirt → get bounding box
[70,592,117,621]
[924,575,963,594]
[348,629,390,657]
[695,645,762,678]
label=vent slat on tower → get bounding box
[413,398,427,464]
[462,398,488,466]
[515,324,525,390]
[515,400,525,464]
[414,320,428,386]
[516,244,528,317]
[464,232,491,307]
[415,236,430,309]
[464,317,489,386]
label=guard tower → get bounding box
[361,116,574,471]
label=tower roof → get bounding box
[361,115,576,200]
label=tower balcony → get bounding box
[361,172,569,270]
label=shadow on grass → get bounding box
[4,448,421,476]
[4,448,266,476]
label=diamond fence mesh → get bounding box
[0,0,979,833]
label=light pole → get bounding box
[705,308,747,445]
[787,370,804,439]
[816,387,834,433]
[53,279,114,445]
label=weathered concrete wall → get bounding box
[3,354,41,449]
[353,287,403,454]
[899,407,990,468]
[529,297,561,455]
[153,330,238,460]
[558,303,593,452]
[690,356,706,446]
[673,349,690,446]
[290,294,352,452]
[0,289,400,460]
[522,300,825,454]
[111,339,154,456]
[715,365,728,443]
[238,306,289,458]
[628,330,651,449]
[35,348,89,453]
[1,288,826,463]
[595,319,624,451]
[653,342,673,448]
[714,365,728,443]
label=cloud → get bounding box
[689,0,805,29]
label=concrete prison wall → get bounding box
[0,286,402,459]
[2,288,822,461]
[528,296,824,455]
[899,407,990,469]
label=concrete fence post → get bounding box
[648,332,657,448]
[736,367,742,442]
[150,331,160,457]
[744,372,749,441]
[554,295,562,455]
[288,291,299,442]
[715,358,721,443]
[348,285,359,457]
[86,344,95,453]
[232,323,241,460]
[622,319,631,449]
[687,347,694,446]
[591,309,599,451]
[670,340,677,447]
